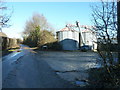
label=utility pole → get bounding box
[117,0,120,64]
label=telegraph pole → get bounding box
[117,0,120,64]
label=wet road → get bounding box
[2,45,76,88]
[2,45,27,81]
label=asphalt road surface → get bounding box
[2,45,76,88]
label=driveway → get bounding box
[36,51,100,86]
[2,44,100,88]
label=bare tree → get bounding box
[91,0,117,67]
[0,0,12,32]
[23,13,56,47]
[23,13,52,36]
[90,0,120,87]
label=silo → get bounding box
[56,25,97,51]
[81,28,97,50]
[57,27,79,50]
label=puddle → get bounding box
[75,80,89,87]
[10,52,21,58]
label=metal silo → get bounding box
[56,24,97,51]
[56,27,79,50]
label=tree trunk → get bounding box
[117,0,120,64]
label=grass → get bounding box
[2,46,20,57]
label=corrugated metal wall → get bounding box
[58,31,79,50]
[57,30,97,50]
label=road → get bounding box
[2,45,76,88]
[2,45,100,88]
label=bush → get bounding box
[88,65,120,88]
[48,41,62,50]
[39,41,62,51]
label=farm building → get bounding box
[56,24,97,50]
[56,27,79,50]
